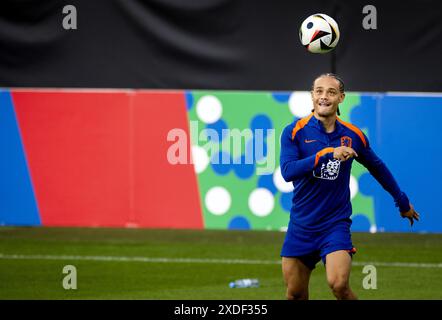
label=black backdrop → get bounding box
[0,0,441,92]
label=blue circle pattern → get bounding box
[185,91,194,110]
[255,140,267,161]
[271,93,291,103]
[205,119,228,143]
[245,138,268,163]
[233,155,255,179]
[211,151,232,175]
[187,98,366,224]
[193,111,298,216]
[250,114,273,138]
[257,174,277,195]
[228,216,251,230]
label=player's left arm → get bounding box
[355,134,420,226]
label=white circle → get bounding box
[369,225,377,234]
[248,188,274,217]
[288,92,313,118]
[205,186,231,215]
[279,226,288,233]
[349,175,359,200]
[273,167,294,193]
[191,145,209,174]
[196,95,222,124]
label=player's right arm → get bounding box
[280,123,334,182]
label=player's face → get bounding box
[311,76,345,118]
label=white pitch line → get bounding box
[352,261,442,268]
[0,253,441,268]
[0,254,277,265]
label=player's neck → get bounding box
[314,112,336,133]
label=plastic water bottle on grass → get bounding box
[229,278,259,288]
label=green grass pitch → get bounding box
[0,227,441,299]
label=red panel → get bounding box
[12,90,203,229]
[12,91,131,227]
[132,91,203,229]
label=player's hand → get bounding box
[400,204,420,227]
[333,146,358,161]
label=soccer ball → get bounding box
[299,13,340,54]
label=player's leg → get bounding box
[282,257,312,300]
[325,250,357,300]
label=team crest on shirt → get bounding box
[341,136,352,148]
[313,159,341,180]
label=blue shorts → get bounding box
[280,220,356,270]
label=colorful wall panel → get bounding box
[2,89,203,229]
[1,89,440,232]
[186,91,375,232]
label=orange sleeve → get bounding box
[314,147,334,167]
[291,113,314,140]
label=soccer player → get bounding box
[279,73,419,300]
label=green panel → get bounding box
[187,91,375,231]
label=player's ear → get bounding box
[310,91,315,113]
[339,93,345,103]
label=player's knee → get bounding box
[286,288,308,300]
[328,277,350,296]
